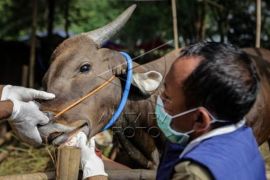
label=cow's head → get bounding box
[38,5,163,145]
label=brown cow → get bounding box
[38,5,270,169]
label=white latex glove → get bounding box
[1,85,55,101]
[1,85,55,146]
[9,99,50,146]
[65,132,108,179]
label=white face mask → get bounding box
[155,96,227,145]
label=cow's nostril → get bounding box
[47,132,64,144]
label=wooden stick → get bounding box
[29,0,37,88]
[0,171,55,180]
[256,0,261,48]
[106,169,156,180]
[56,146,81,180]
[171,0,179,49]
[21,65,28,87]
[55,76,115,118]
[0,170,156,180]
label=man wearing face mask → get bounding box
[155,42,265,180]
[64,42,265,180]
[0,85,55,146]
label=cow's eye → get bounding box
[80,64,91,73]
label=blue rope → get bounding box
[102,52,133,130]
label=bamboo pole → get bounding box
[64,0,70,38]
[0,171,56,180]
[106,169,156,180]
[47,0,55,37]
[0,170,156,180]
[256,0,261,48]
[21,65,28,87]
[29,0,37,88]
[56,146,81,180]
[171,0,179,49]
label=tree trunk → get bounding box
[198,0,206,40]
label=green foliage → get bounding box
[0,0,47,39]
[0,0,269,49]
[65,0,123,34]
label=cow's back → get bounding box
[244,48,270,144]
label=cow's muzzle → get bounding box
[38,118,89,145]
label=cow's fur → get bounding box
[39,37,270,169]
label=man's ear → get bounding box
[132,71,163,96]
[193,107,212,133]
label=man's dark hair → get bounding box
[181,42,259,123]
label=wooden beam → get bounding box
[171,0,179,49]
[0,171,56,180]
[106,169,156,180]
[21,65,28,87]
[0,169,157,180]
[256,0,261,48]
[47,0,56,37]
[56,146,81,180]
[29,0,37,88]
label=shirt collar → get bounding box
[179,118,246,158]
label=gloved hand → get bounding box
[1,85,55,146]
[65,132,108,179]
[9,100,50,146]
[1,85,55,101]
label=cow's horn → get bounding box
[84,4,136,47]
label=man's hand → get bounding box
[0,85,55,146]
[9,100,50,146]
[1,85,55,101]
[65,132,108,179]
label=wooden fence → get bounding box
[0,147,156,180]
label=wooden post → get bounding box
[64,0,70,38]
[21,65,28,87]
[171,0,179,49]
[47,0,56,37]
[56,146,81,180]
[0,171,56,180]
[256,0,261,48]
[29,0,37,88]
[0,170,157,180]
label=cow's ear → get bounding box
[131,71,163,96]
